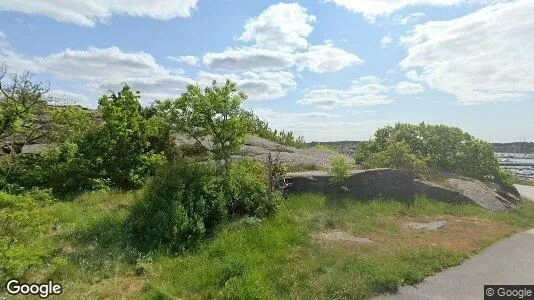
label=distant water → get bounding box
[496,153,534,180]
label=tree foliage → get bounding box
[1,85,167,196]
[364,141,428,174]
[243,110,306,148]
[0,63,50,153]
[355,123,510,184]
[127,158,275,253]
[329,155,352,182]
[47,105,95,143]
[156,80,248,167]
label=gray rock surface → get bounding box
[414,180,472,204]
[446,178,513,212]
[405,221,446,231]
[285,171,330,194]
[285,169,518,212]
[173,134,351,169]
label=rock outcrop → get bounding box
[173,134,351,169]
[285,168,519,212]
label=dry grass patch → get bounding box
[92,275,147,300]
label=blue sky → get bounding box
[0,0,533,142]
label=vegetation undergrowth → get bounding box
[4,191,534,299]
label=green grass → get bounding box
[5,192,534,299]
[284,163,322,173]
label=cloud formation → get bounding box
[203,3,362,73]
[198,71,297,100]
[324,0,465,22]
[400,0,534,104]
[167,55,200,66]
[238,3,316,52]
[297,77,394,109]
[254,108,390,141]
[396,81,424,95]
[0,0,198,26]
[380,35,393,48]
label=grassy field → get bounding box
[7,191,534,299]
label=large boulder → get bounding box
[335,169,416,200]
[287,169,416,200]
[172,134,352,170]
[446,178,514,211]
[285,171,330,194]
[413,180,472,204]
[285,168,519,212]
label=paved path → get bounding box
[376,229,534,300]
[515,184,534,201]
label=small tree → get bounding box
[0,63,50,153]
[158,80,248,174]
[88,85,165,188]
[329,155,352,182]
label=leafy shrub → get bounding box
[364,142,428,174]
[355,123,509,184]
[227,158,276,218]
[127,158,277,253]
[329,155,352,182]
[127,161,227,253]
[0,85,167,197]
[0,189,56,282]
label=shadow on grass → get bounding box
[59,212,143,281]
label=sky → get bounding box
[0,0,533,142]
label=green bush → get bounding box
[329,155,352,182]
[355,123,509,184]
[227,158,276,218]
[364,142,428,174]
[0,189,56,282]
[0,85,167,197]
[126,161,227,253]
[127,158,277,253]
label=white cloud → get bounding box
[350,110,375,115]
[201,3,362,74]
[404,70,421,82]
[400,0,534,104]
[253,108,389,141]
[37,47,168,82]
[297,77,393,109]
[295,42,364,73]
[0,0,198,26]
[203,4,362,74]
[0,31,298,103]
[397,12,426,25]
[0,38,196,102]
[238,2,316,52]
[198,71,297,100]
[203,47,294,71]
[396,81,425,95]
[203,42,362,73]
[167,55,200,66]
[324,0,464,23]
[380,34,393,48]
